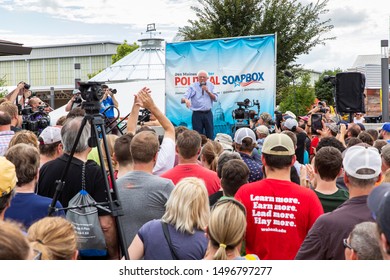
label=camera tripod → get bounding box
[48,101,129,260]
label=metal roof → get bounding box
[351,54,381,68]
[89,38,165,83]
[0,39,32,56]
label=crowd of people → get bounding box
[0,82,390,261]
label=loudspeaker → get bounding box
[335,72,366,113]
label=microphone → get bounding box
[284,70,294,78]
[200,82,206,95]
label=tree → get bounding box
[87,40,139,79]
[112,40,139,64]
[0,76,8,98]
[87,69,105,80]
[177,0,334,101]
[178,0,261,39]
[279,72,315,116]
[314,69,342,106]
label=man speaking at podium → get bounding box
[181,70,218,139]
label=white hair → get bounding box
[197,70,208,77]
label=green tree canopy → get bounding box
[314,69,342,106]
[278,72,315,116]
[0,76,8,98]
[112,40,139,64]
[178,0,334,100]
[88,40,139,79]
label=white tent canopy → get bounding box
[89,36,166,115]
[50,36,166,124]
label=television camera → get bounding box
[232,98,260,120]
[137,108,151,125]
[21,105,50,135]
[78,82,104,115]
[232,98,260,133]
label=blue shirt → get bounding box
[5,193,65,229]
[239,152,263,183]
[184,81,217,111]
[138,219,208,260]
[100,97,115,118]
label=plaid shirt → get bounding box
[0,130,15,156]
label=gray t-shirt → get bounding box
[116,170,174,247]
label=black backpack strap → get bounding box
[161,221,179,260]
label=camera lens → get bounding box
[24,83,31,90]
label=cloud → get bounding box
[328,7,367,28]
[0,0,197,26]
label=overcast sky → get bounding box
[0,0,389,72]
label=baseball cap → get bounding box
[0,156,17,198]
[367,183,390,241]
[356,123,366,131]
[262,133,295,156]
[215,133,233,151]
[39,126,62,145]
[255,125,269,136]
[283,118,298,130]
[234,128,256,144]
[337,120,349,130]
[342,145,381,179]
[326,123,339,134]
[381,122,390,133]
[299,116,309,122]
[260,112,272,123]
[283,111,296,120]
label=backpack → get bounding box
[65,162,107,257]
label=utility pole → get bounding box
[381,40,389,122]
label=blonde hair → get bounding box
[27,217,78,260]
[201,140,224,171]
[383,169,390,183]
[8,129,39,149]
[162,177,210,234]
[208,199,247,260]
[101,134,119,170]
[0,220,31,260]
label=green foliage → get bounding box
[0,76,8,98]
[279,73,315,116]
[314,69,342,106]
[87,41,139,79]
[87,69,104,80]
[178,0,261,39]
[178,0,334,96]
[112,40,139,64]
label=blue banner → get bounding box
[165,35,276,137]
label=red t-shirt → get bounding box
[310,136,320,155]
[161,164,221,196]
[235,178,323,260]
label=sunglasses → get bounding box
[33,249,42,260]
[343,238,353,250]
[213,197,247,216]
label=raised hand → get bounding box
[137,87,154,109]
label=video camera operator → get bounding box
[4,81,31,109]
[28,97,53,113]
[65,89,84,112]
[100,85,119,135]
[18,97,52,135]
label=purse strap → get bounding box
[161,221,180,260]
